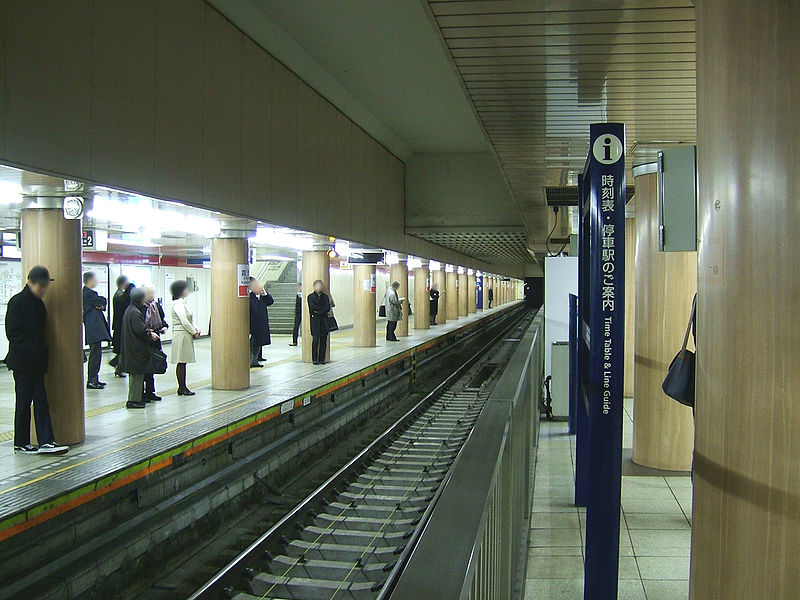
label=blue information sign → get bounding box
[577,123,627,600]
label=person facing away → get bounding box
[119,288,159,409]
[142,283,167,402]
[488,287,494,308]
[248,277,275,368]
[170,279,200,396]
[111,276,134,377]
[429,282,444,326]
[307,279,331,365]
[384,281,404,342]
[4,266,69,455]
[82,271,111,390]
[290,282,302,347]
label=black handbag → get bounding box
[151,348,168,375]
[325,314,339,332]
[378,305,386,317]
[662,297,696,407]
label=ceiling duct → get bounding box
[543,186,636,207]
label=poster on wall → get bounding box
[238,264,250,297]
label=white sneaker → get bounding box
[38,442,69,455]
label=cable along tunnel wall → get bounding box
[387,310,544,600]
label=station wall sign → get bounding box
[238,264,249,297]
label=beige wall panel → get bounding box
[691,1,800,598]
[632,173,695,471]
[315,97,338,234]
[3,0,93,177]
[270,60,299,228]
[295,82,321,234]
[91,0,157,193]
[153,0,204,203]
[0,0,5,156]
[353,265,376,347]
[201,6,242,210]
[624,217,636,397]
[333,111,354,241]
[350,131,369,244]
[239,37,273,221]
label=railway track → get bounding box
[189,311,533,600]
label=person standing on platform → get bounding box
[4,266,69,454]
[142,283,167,402]
[82,271,110,390]
[307,279,331,365]
[429,282,443,326]
[110,275,133,378]
[384,281,404,342]
[170,280,200,396]
[120,288,158,409]
[290,282,302,347]
[248,278,275,367]
[488,286,494,308]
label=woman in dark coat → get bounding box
[119,288,158,409]
[111,277,133,377]
[248,278,275,367]
[83,272,111,389]
[307,279,332,365]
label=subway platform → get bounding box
[0,305,518,548]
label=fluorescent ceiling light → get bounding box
[261,254,294,261]
[384,251,399,265]
[107,237,161,248]
[429,260,441,271]
[249,226,314,251]
[0,181,22,205]
[457,266,465,275]
[407,256,422,270]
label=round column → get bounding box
[446,270,459,320]
[301,246,331,363]
[389,261,409,337]
[210,235,250,390]
[353,264,376,347]
[632,168,696,470]
[481,274,488,310]
[21,201,84,444]
[433,268,447,324]
[467,271,477,314]
[413,264,430,330]
[458,271,468,316]
[624,212,636,398]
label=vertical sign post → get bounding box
[579,123,626,600]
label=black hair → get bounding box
[116,275,129,288]
[170,280,189,300]
[83,271,96,285]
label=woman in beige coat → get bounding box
[169,280,200,396]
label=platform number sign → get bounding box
[81,229,95,249]
[577,123,626,600]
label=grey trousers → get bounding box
[128,373,145,404]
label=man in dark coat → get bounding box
[4,266,69,455]
[488,287,494,308]
[307,280,332,365]
[429,282,443,326]
[110,276,133,377]
[290,283,302,346]
[248,278,274,367]
[82,272,111,390]
[119,288,158,409]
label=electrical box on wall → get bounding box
[658,146,697,252]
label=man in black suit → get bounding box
[290,283,302,346]
[82,271,111,389]
[4,266,69,455]
[110,275,132,377]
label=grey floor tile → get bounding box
[524,578,583,600]
[629,529,692,555]
[636,556,690,580]
[530,527,583,548]
[527,555,584,579]
[622,497,684,514]
[531,511,581,529]
[642,579,690,600]
[528,546,584,558]
[624,512,691,530]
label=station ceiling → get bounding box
[210,0,698,268]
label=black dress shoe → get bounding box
[143,392,162,401]
[250,363,264,368]
[114,372,127,378]
[87,382,104,390]
[98,381,107,387]
[313,361,320,365]
[177,389,196,396]
[126,401,147,409]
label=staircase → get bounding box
[267,282,299,335]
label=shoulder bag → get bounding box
[662,296,696,408]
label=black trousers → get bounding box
[250,337,261,366]
[87,342,102,384]
[430,313,437,325]
[292,313,301,344]
[386,320,398,341]
[312,332,328,363]
[13,370,55,447]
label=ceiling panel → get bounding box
[426,0,697,242]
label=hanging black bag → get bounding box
[662,296,696,407]
[325,312,339,332]
[378,305,386,318]
[151,348,168,375]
